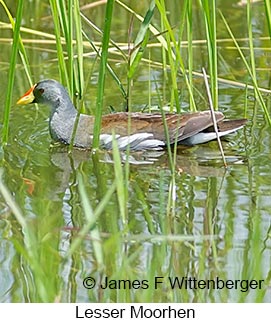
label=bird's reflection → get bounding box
[49,143,247,193]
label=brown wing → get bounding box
[100,111,225,144]
[215,119,247,132]
[172,111,225,143]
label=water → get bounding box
[0,0,270,302]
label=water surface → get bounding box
[0,0,270,302]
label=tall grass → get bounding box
[48,0,86,151]
[92,0,114,149]
[1,0,25,144]
[0,0,270,303]
[48,0,69,91]
[219,10,271,125]
[264,0,271,37]
[0,168,53,302]
[201,0,218,109]
[185,0,196,111]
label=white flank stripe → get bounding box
[99,133,164,151]
[183,125,244,145]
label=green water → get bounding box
[0,0,270,302]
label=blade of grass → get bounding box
[219,10,271,126]
[192,70,271,94]
[80,22,127,99]
[0,169,49,301]
[73,0,84,99]
[264,0,271,38]
[186,0,196,111]
[53,0,85,152]
[57,0,74,95]
[205,177,220,269]
[0,0,32,85]
[77,172,104,269]
[155,0,197,112]
[156,0,180,112]
[80,11,128,61]
[2,0,24,144]
[49,0,69,91]
[66,176,116,260]
[201,0,218,109]
[202,67,227,167]
[128,0,155,78]
[92,0,115,149]
[112,134,127,224]
[247,1,257,82]
[116,0,169,52]
[125,2,156,175]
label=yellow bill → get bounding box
[17,84,36,105]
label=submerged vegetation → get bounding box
[0,0,270,302]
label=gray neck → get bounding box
[49,95,78,144]
[49,92,77,120]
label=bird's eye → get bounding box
[34,88,44,98]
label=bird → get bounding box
[17,79,247,151]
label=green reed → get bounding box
[48,0,84,97]
[0,168,53,302]
[264,0,271,37]
[92,0,114,149]
[1,0,24,144]
[49,0,68,89]
[201,0,218,109]
[1,0,270,303]
[48,0,88,152]
[185,0,196,111]
[219,10,271,126]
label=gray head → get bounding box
[17,79,76,116]
[32,79,70,105]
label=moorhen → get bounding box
[17,79,247,150]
